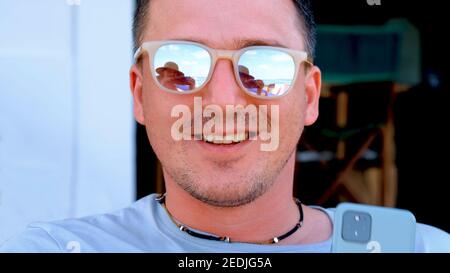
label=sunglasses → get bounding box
[134,40,312,99]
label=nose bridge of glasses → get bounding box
[213,49,237,62]
[208,49,239,79]
[206,49,247,101]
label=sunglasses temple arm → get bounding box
[133,47,143,62]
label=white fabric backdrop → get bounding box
[0,0,135,243]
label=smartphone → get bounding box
[332,202,416,253]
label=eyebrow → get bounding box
[233,38,287,48]
[168,37,288,49]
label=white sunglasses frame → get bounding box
[134,40,312,99]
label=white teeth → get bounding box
[202,133,248,144]
[223,134,234,144]
[212,135,224,144]
[233,133,246,143]
[204,134,214,142]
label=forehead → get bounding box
[144,0,305,50]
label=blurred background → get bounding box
[1,0,449,244]
[0,0,134,243]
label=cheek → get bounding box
[280,104,303,137]
[141,87,177,151]
[278,91,306,144]
[141,84,197,162]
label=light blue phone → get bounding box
[332,203,416,253]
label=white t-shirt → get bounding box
[1,194,449,253]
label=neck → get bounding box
[163,152,305,244]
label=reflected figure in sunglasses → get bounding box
[156,61,196,91]
[2,0,449,253]
[255,80,267,96]
[238,65,268,97]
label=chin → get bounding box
[184,175,271,207]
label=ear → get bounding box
[130,64,145,125]
[304,65,321,126]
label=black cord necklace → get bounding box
[156,193,304,244]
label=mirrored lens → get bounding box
[238,49,295,97]
[153,43,211,92]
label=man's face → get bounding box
[131,0,321,206]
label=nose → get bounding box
[202,60,248,107]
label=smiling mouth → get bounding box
[193,132,256,145]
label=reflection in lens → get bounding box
[238,49,295,97]
[154,43,211,92]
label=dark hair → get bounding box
[133,0,316,59]
[292,0,316,59]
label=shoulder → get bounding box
[0,225,62,252]
[0,195,159,253]
[415,223,450,253]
